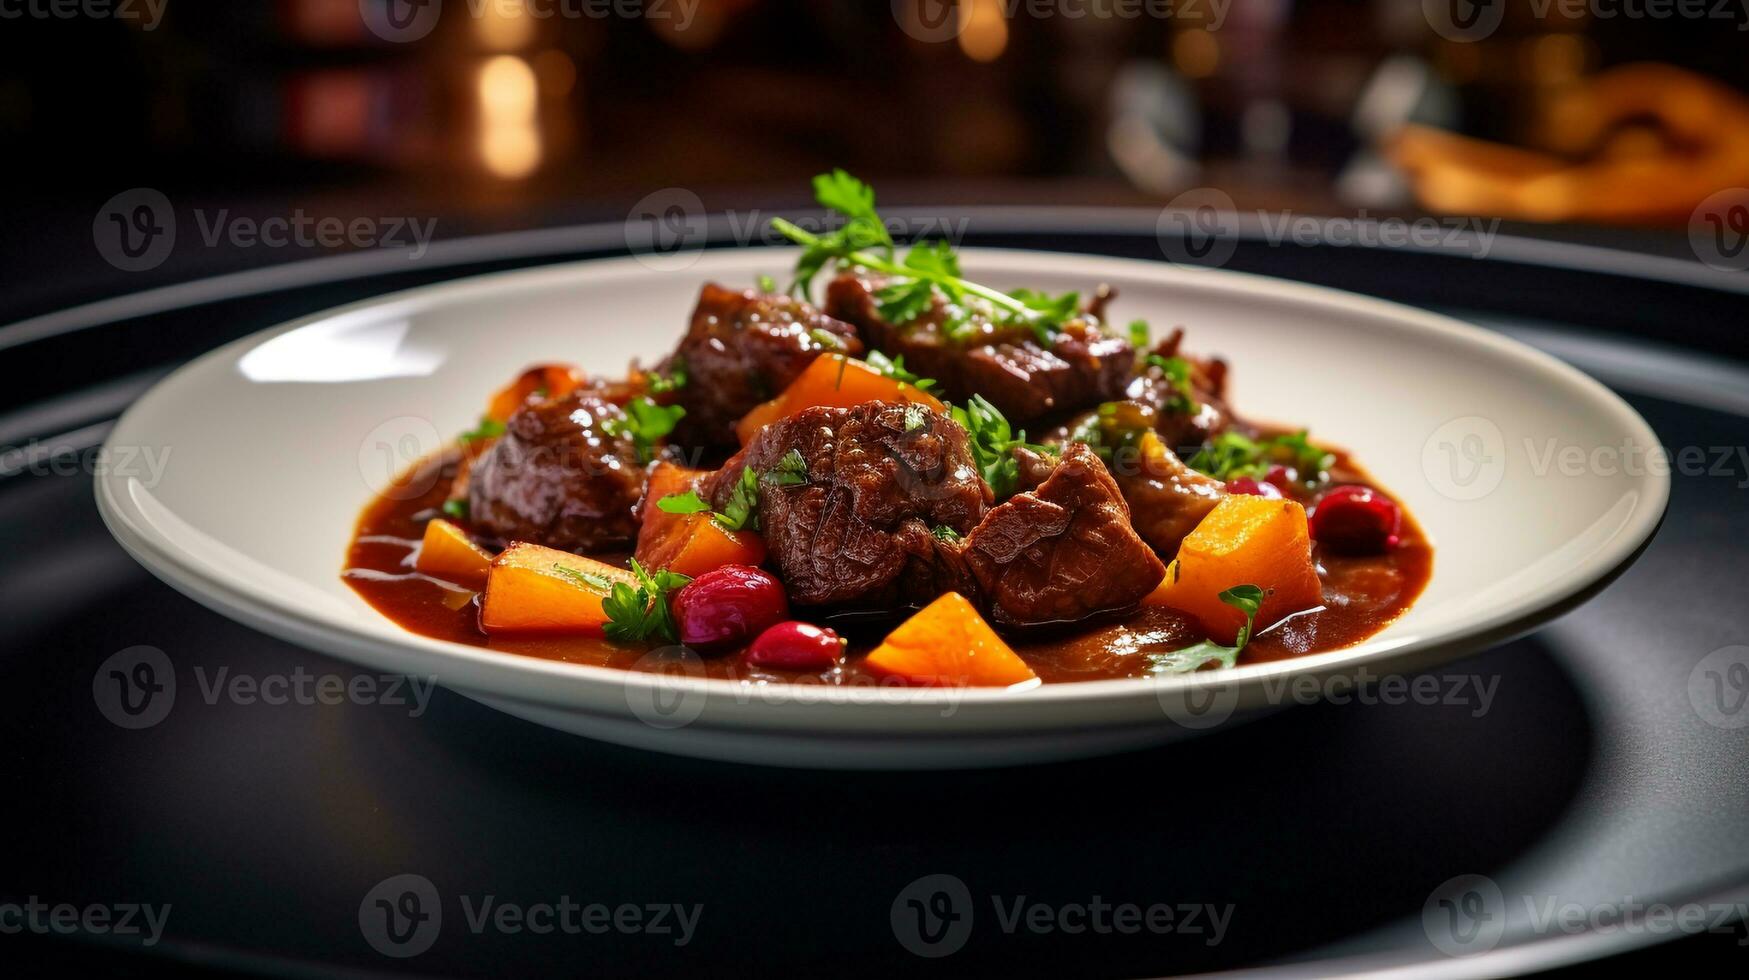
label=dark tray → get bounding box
[3,214,1747,977]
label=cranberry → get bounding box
[746,621,845,671]
[1225,476,1283,499]
[671,564,789,653]
[1309,485,1402,555]
[1263,465,1294,491]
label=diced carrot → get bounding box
[480,543,638,635]
[864,593,1039,687]
[733,356,946,443]
[487,363,586,422]
[632,462,771,577]
[415,518,494,588]
[1145,495,1324,643]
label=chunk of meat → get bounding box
[958,442,1166,626]
[824,273,1132,424]
[702,402,988,608]
[1125,327,1238,452]
[659,283,863,449]
[467,391,646,552]
[1113,432,1227,559]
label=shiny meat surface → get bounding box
[466,391,646,551]
[660,283,863,449]
[1111,438,1227,559]
[824,273,1131,424]
[702,402,989,608]
[959,442,1166,626]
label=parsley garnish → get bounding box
[1128,319,1150,350]
[769,448,809,486]
[808,327,849,352]
[1154,585,1265,673]
[441,498,469,520]
[757,274,779,293]
[602,397,685,463]
[656,491,712,516]
[647,359,687,394]
[598,559,692,645]
[931,524,962,543]
[772,170,1079,343]
[1146,354,1199,415]
[716,466,761,531]
[1186,430,1332,485]
[904,404,928,432]
[951,394,1044,498]
[1066,400,1152,462]
[864,350,936,392]
[459,416,506,444]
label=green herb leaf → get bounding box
[600,559,693,645]
[441,498,469,520]
[1186,430,1332,485]
[864,350,936,392]
[757,274,778,293]
[1146,354,1200,415]
[931,524,962,542]
[1128,319,1150,350]
[646,359,687,394]
[603,397,686,463]
[904,404,928,431]
[951,394,1043,499]
[459,416,506,444]
[808,327,849,352]
[1154,585,1267,673]
[714,466,761,532]
[874,277,936,326]
[769,448,809,486]
[656,491,712,515]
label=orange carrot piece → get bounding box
[414,518,494,588]
[487,363,586,422]
[864,593,1039,687]
[1145,495,1323,643]
[733,356,946,443]
[480,543,638,635]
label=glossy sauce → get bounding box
[343,451,1432,684]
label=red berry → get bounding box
[1225,476,1283,498]
[1263,465,1293,490]
[671,564,789,653]
[1309,485,1401,555]
[745,621,844,671]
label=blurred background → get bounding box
[3,0,1748,322]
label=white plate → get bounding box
[95,249,1667,768]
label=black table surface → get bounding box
[2,214,1747,977]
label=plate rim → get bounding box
[93,246,1671,725]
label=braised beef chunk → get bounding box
[959,443,1166,627]
[1112,439,1226,559]
[1125,327,1236,452]
[824,273,1132,424]
[467,391,646,551]
[659,283,863,449]
[703,402,988,607]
